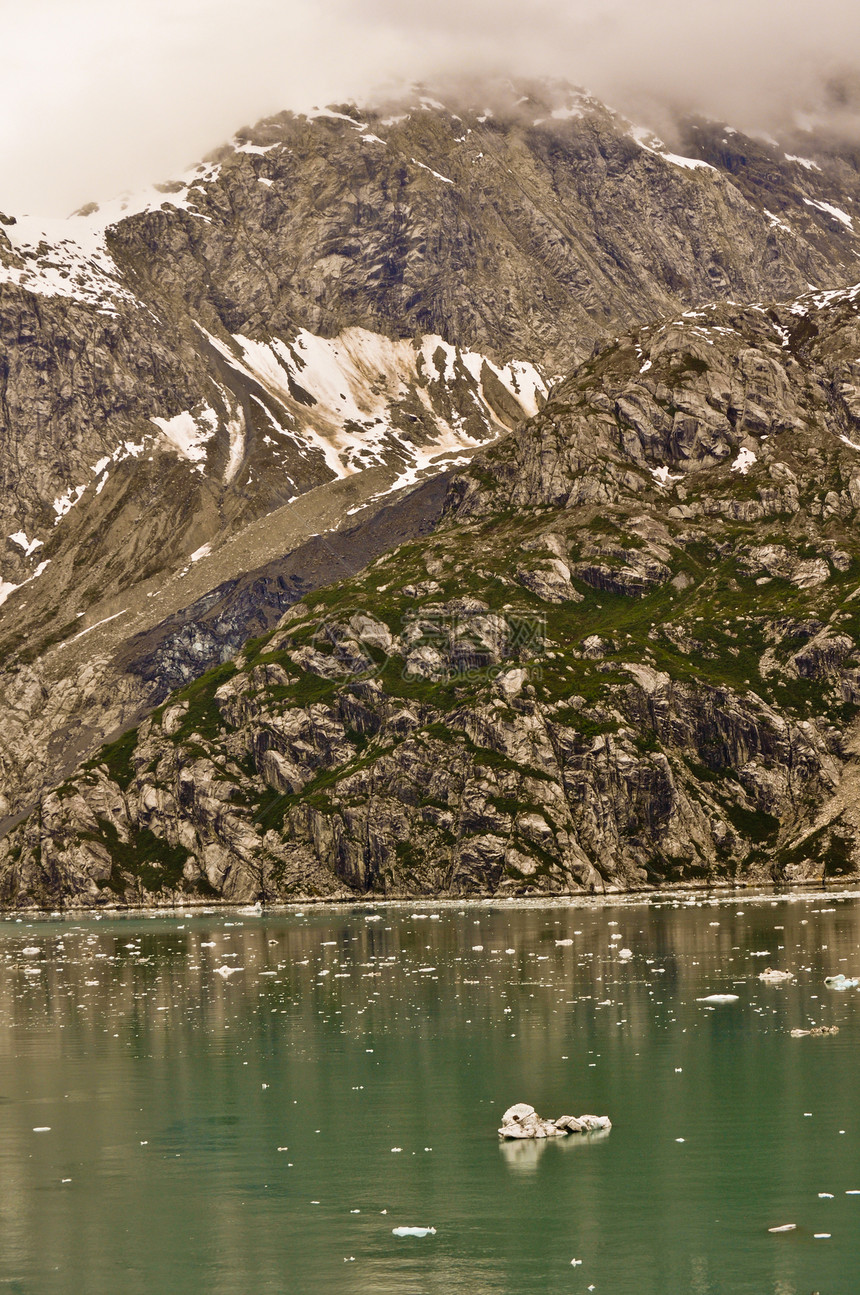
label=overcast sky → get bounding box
[4,0,860,216]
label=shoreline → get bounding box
[4,878,859,924]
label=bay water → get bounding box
[1,893,859,1294]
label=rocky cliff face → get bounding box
[7,278,860,907]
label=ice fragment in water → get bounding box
[768,1224,796,1232]
[697,994,739,1004]
[392,1226,436,1237]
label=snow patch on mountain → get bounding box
[0,161,222,309]
[731,447,757,475]
[651,466,682,486]
[223,411,246,483]
[789,282,860,316]
[307,109,365,127]
[233,140,278,155]
[8,532,43,557]
[53,484,87,520]
[198,324,544,490]
[765,209,793,234]
[629,126,715,172]
[411,159,454,184]
[0,560,50,610]
[803,198,854,230]
[151,409,217,465]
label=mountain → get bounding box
[4,82,860,904]
[6,271,860,905]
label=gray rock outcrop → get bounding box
[498,1103,612,1139]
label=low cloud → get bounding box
[4,0,860,215]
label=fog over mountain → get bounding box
[4,0,860,215]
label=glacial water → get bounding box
[1,893,860,1294]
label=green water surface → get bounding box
[1,893,859,1294]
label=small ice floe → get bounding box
[819,1192,835,1198]
[814,1233,831,1239]
[758,968,794,983]
[392,1227,436,1237]
[33,1127,51,1133]
[790,1025,839,1037]
[555,938,574,946]
[214,965,242,977]
[498,1103,611,1140]
[697,994,739,1004]
[825,974,859,990]
[768,1224,796,1232]
[618,948,633,960]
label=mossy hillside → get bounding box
[91,474,859,780]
